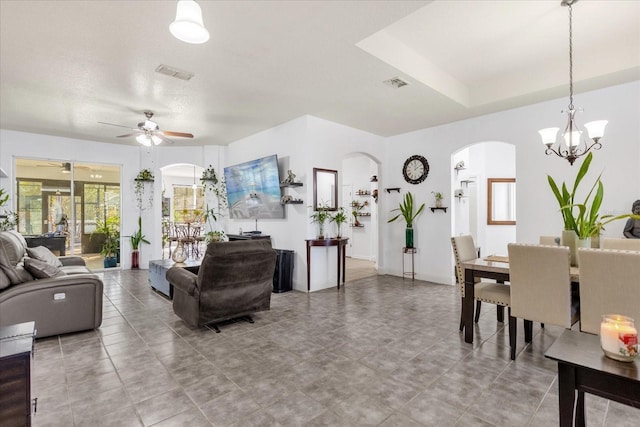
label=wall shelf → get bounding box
[281,200,303,205]
[279,182,303,188]
[430,207,448,213]
[460,180,475,186]
[350,224,364,228]
[385,188,400,193]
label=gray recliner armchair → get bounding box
[166,239,277,331]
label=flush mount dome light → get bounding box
[170,0,210,44]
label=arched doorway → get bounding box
[451,141,516,258]
[342,152,380,280]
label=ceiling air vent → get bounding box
[155,64,194,81]
[383,77,409,89]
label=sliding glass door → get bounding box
[15,158,120,270]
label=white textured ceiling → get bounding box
[1,0,638,147]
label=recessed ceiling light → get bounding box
[155,64,194,81]
[383,77,409,89]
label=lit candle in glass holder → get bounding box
[600,315,638,362]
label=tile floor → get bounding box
[31,270,637,426]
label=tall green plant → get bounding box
[549,152,640,238]
[130,216,150,250]
[387,192,425,227]
[547,152,593,231]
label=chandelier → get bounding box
[538,0,607,166]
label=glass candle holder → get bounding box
[600,315,638,362]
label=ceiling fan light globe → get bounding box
[151,135,162,145]
[136,134,152,146]
[170,0,209,44]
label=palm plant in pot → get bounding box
[130,216,150,269]
[387,192,425,248]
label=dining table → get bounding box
[461,256,580,344]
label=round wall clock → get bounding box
[403,155,430,184]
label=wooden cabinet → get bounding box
[0,322,36,426]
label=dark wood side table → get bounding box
[0,321,36,426]
[305,238,349,291]
[545,329,640,427]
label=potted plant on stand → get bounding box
[202,204,227,243]
[310,206,331,239]
[130,216,150,269]
[387,192,425,249]
[330,208,348,238]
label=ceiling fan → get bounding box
[99,111,194,146]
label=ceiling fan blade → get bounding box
[162,130,194,138]
[116,132,142,138]
[156,134,174,145]
[98,121,135,129]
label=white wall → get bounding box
[381,81,640,285]
[3,81,638,289]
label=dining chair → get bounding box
[539,235,560,245]
[577,248,640,334]
[601,237,640,252]
[451,235,510,331]
[507,244,578,360]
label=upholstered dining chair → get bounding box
[451,235,510,331]
[539,236,560,245]
[577,248,640,334]
[601,237,640,251]
[507,244,578,360]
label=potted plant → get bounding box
[432,191,444,208]
[134,168,154,210]
[130,216,150,269]
[202,204,227,243]
[330,208,348,238]
[388,192,425,248]
[92,215,120,268]
[549,152,640,264]
[310,206,331,239]
[0,188,18,232]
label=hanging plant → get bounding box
[134,168,155,210]
[200,165,219,193]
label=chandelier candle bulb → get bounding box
[600,315,638,362]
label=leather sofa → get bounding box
[166,239,277,329]
[0,230,103,338]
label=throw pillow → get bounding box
[26,246,63,268]
[24,257,66,279]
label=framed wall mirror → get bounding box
[488,178,516,225]
[313,168,338,211]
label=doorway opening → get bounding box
[341,153,379,280]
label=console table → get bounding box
[25,235,66,256]
[149,259,201,299]
[545,329,640,427]
[305,238,349,291]
[227,234,271,241]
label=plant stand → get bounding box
[402,247,417,281]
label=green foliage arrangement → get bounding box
[130,216,150,250]
[387,192,425,227]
